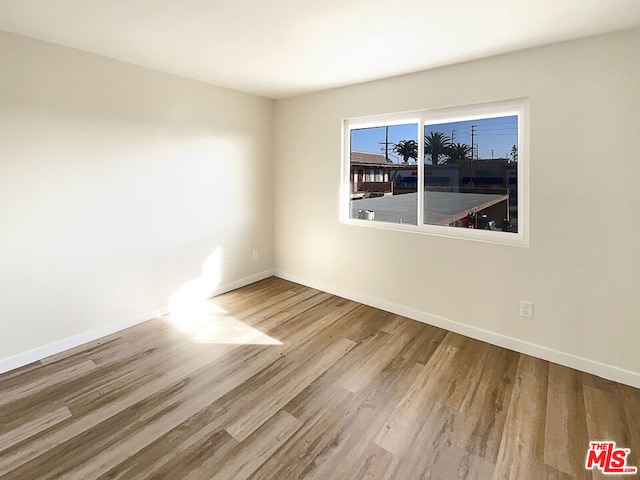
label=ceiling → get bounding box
[1,0,639,99]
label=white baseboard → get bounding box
[0,269,275,375]
[208,269,275,298]
[0,305,169,375]
[274,269,640,390]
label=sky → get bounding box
[350,115,517,163]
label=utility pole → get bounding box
[385,126,389,161]
[470,125,476,188]
[379,126,394,162]
[470,125,476,159]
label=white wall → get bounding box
[0,32,275,364]
[274,29,640,386]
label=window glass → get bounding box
[423,115,518,232]
[349,123,419,225]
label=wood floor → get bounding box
[1,277,638,479]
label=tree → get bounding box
[447,142,472,164]
[424,132,451,165]
[393,139,418,163]
[510,144,518,162]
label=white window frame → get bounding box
[341,98,529,247]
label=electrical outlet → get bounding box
[252,249,259,261]
[520,300,534,319]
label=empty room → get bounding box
[1,1,639,478]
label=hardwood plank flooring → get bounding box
[1,277,639,479]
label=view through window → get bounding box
[345,99,527,245]
[349,123,418,225]
[423,115,518,232]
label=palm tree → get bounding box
[393,139,418,163]
[510,144,518,162]
[447,142,472,164]
[424,132,451,165]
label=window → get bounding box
[342,99,528,246]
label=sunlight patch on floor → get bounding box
[169,310,282,345]
[168,246,281,345]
